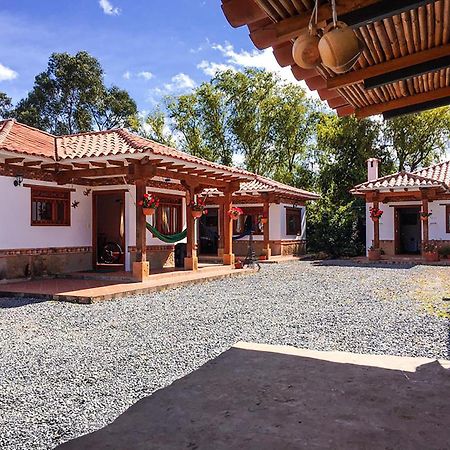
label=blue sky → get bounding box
[0,0,300,112]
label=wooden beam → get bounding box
[4,157,24,164]
[328,44,450,90]
[22,161,43,167]
[90,161,107,168]
[154,168,228,189]
[249,0,381,50]
[356,86,450,118]
[107,160,125,166]
[221,0,267,28]
[383,95,450,119]
[72,162,90,169]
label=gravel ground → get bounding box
[0,261,449,449]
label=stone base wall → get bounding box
[379,240,450,256]
[129,245,175,270]
[0,247,92,281]
[232,240,306,257]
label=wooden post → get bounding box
[132,179,149,281]
[217,204,225,257]
[263,198,271,260]
[373,200,380,249]
[184,187,198,271]
[421,197,429,249]
[223,191,235,266]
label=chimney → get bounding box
[367,158,380,182]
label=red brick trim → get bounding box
[269,239,306,245]
[0,246,92,257]
[128,245,175,252]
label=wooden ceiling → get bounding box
[221,0,450,118]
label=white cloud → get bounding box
[99,0,120,16]
[122,70,131,80]
[0,63,17,81]
[197,60,235,77]
[138,71,154,81]
[166,73,196,91]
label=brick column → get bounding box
[132,179,149,280]
[262,199,271,259]
[373,200,380,249]
[222,191,235,266]
[184,187,198,270]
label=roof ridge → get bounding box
[11,119,57,138]
[0,119,14,145]
[412,159,450,175]
[57,128,122,139]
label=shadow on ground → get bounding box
[313,259,417,269]
[0,296,47,309]
[57,343,450,450]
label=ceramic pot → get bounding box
[143,207,156,216]
[368,248,381,261]
[292,28,321,69]
[192,210,203,219]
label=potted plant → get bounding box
[189,197,208,219]
[423,240,439,262]
[368,245,381,261]
[235,259,243,269]
[369,206,383,222]
[260,216,268,225]
[420,212,432,221]
[228,206,243,220]
[139,193,159,215]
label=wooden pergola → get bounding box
[221,0,450,118]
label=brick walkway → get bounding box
[0,265,254,303]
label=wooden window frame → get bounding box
[285,207,302,236]
[232,207,264,236]
[31,186,71,226]
[155,197,182,235]
[446,205,450,234]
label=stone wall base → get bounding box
[379,240,450,256]
[232,240,306,257]
[129,245,175,270]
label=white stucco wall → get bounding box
[365,199,450,253]
[0,176,91,249]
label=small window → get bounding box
[286,208,302,236]
[31,187,70,226]
[155,197,182,235]
[233,207,264,235]
[446,205,450,233]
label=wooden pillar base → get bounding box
[132,261,149,281]
[217,248,224,257]
[263,246,272,259]
[184,256,199,271]
[223,253,235,266]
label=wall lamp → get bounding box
[13,175,23,187]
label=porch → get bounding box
[0,264,255,304]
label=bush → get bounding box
[439,245,450,257]
[307,198,365,258]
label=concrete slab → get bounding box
[57,342,450,450]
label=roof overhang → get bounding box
[221,0,450,118]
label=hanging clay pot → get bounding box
[192,210,203,219]
[318,21,363,73]
[143,207,156,216]
[292,28,321,69]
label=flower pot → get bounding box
[424,251,439,262]
[368,249,381,261]
[230,215,239,221]
[292,29,321,69]
[143,207,156,216]
[371,217,379,222]
[258,255,267,261]
[192,210,203,219]
[235,261,243,269]
[260,217,268,225]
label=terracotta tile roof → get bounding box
[352,162,450,193]
[202,176,319,200]
[0,119,56,158]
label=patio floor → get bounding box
[57,342,450,450]
[0,264,254,303]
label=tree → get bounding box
[0,92,12,119]
[383,107,450,172]
[139,108,175,147]
[12,51,137,134]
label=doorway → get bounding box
[92,190,126,271]
[395,207,421,255]
[198,208,219,255]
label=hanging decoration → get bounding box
[369,206,383,221]
[228,206,243,220]
[72,200,80,209]
[292,0,363,73]
[189,197,208,219]
[83,188,92,196]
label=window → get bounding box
[155,197,182,235]
[31,187,70,226]
[233,207,263,236]
[447,205,450,233]
[286,208,302,236]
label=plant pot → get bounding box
[260,217,268,225]
[292,28,321,69]
[368,248,381,261]
[371,217,379,223]
[424,251,439,262]
[258,255,267,261]
[192,210,203,219]
[143,207,156,216]
[230,215,239,221]
[235,261,243,269]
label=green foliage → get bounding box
[0,92,12,119]
[12,51,137,134]
[138,108,175,147]
[383,107,450,171]
[307,197,366,257]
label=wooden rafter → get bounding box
[328,43,450,90]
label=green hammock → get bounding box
[146,223,187,244]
